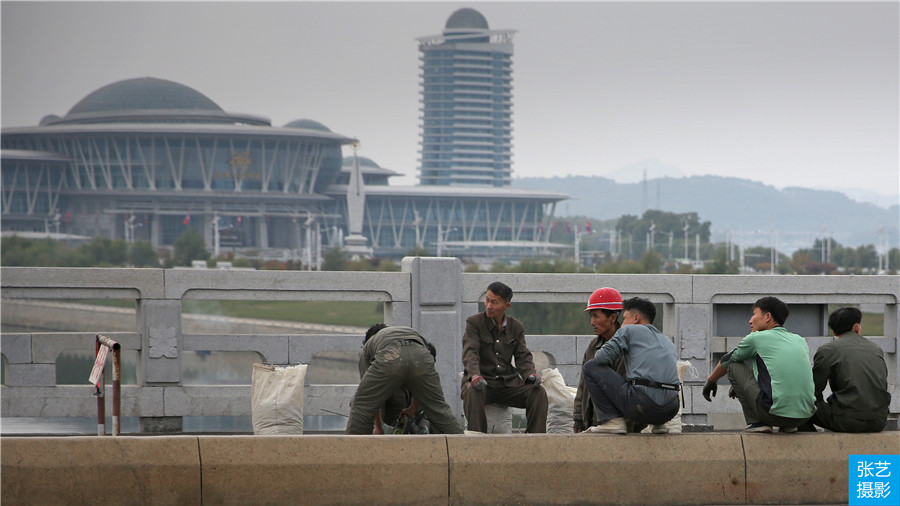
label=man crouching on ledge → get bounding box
[581,297,680,434]
[346,324,463,435]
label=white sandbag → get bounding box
[541,367,575,434]
[485,403,512,433]
[251,363,307,435]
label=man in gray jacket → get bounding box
[581,297,680,434]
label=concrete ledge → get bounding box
[743,431,900,504]
[448,433,745,505]
[198,435,449,505]
[2,433,897,505]
[0,436,200,506]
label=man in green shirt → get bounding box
[702,297,815,433]
[803,307,890,432]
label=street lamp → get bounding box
[411,210,423,249]
[436,224,457,257]
[212,215,220,258]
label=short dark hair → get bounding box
[623,297,656,324]
[753,297,789,325]
[487,281,513,302]
[828,307,862,336]
[363,323,388,344]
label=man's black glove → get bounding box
[471,375,487,391]
[728,385,737,399]
[525,374,542,388]
[702,379,718,402]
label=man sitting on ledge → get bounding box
[703,296,815,433]
[800,307,890,433]
[461,281,548,433]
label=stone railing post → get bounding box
[137,299,184,433]
[402,257,465,420]
[674,302,712,425]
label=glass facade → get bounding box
[417,22,515,187]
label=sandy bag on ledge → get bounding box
[251,363,308,435]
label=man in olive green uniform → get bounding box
[806,307,890,432]
[461,281,548,433]
[346,324,463,435]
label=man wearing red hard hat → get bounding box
[581,295,680,435]
[575,288,631,433]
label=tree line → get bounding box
[3,210,897,275]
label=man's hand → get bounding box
[471,375,487,391]
[372,424,384,435]
[702,379,718,402]
[525,374,542,388]
[573,424,583,434]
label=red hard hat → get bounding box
[584,287,623,312]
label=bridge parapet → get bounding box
[1,262,897,431]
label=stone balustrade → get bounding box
[1,259,898,432]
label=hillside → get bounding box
[512,175,899,249]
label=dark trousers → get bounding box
[346,341,463,435]
[727,361,808,429]
[810,398,886,433]
[461,381,548,433]
[582,361,678,426]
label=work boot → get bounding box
[744,422,773,433]
[584,417,627,434]
[651,424,669,434]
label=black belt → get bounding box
[627,378,681,391]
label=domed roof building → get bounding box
[2,7,569,264]
[416,8,517,186]
[2,77,354,252]
[445,8,489,30]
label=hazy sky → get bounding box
[2,1,898,198]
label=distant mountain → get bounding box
[512,175,899,250]
[602,158,685,184]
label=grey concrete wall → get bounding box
[1,265,898,427]
[3,433,898,505]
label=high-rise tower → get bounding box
[416,8,516,186]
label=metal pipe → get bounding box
[95,335,121,436]
[95,339,104,436]
[112,348,121,436]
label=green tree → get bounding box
[322,246,348,271]
[128,240,159,267]
[406,245,431,257]
[640,250,663,273]
[172,229,209,267]
[854,244,879,271]
[704,249,740,274]
[77,237,128,266]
